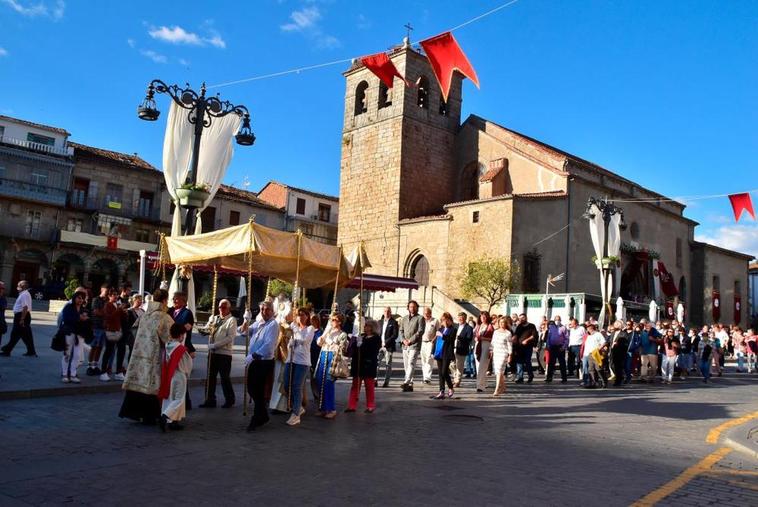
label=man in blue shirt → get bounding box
[639,319,662,383]
[244,301,279,431]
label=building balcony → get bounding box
[0,135,74,157]
[67,196,161,221]
[59,230,157,253]
[0,221,58,243]
[0,177,68,206]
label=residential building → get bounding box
[258,180,339,244]
[749,262,758,327]
[0,115,74,295]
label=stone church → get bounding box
[337,42,751,325]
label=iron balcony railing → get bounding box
[0,135,74,157]
[0,177,68,206]
[67,195,161,221]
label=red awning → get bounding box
[345,274,419,292]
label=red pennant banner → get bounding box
[728,193,755,222]
[657,261,679,297]
[360,52,407,89]
[420,32,480,102]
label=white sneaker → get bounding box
[61,376,70,383]
[286,414,301,426]
[113,373,125,381]
[70,376,81,383]
[298,407,306,417]
[99,373,111,382]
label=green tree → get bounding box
[460,257,520,312]
[268,279,293,298]
[63,278,80,300]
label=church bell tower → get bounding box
[337,39,463,276]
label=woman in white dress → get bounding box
[491,316,513,396]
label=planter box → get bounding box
[175,188,210,208]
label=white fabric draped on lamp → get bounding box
[162,102,193,237]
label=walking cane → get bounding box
[243,219,255,417]
[205,264,218,403]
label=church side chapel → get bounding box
[337,39,750,324]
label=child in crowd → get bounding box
[159,323,194,432]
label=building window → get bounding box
[25,210,41,238]
[354,81,369,116]
[712,275,720,291]
[66,218,83,232]
[71,178,89,207]
[522,251,541,293]
[630,222,640,240]
[300,222,314,236]
[137,191,154,218]
[27,132,55,146]
[417,76,429,108]
[200,206,216,233]
[30,171,48,186]
[318,203,331,222]
[439,94,447,116]
[0,126,4,139]
[135,229,150,243]
[378,82,392,109]
[229,210,240,226]
[105,183,123,208]
[295,198,306,215]
[472,211,480,223]
[675,238,682,268]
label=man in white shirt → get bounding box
[567,318,586,379]
[1,280,36,357]
[419,307,439,384]
[199,299,238,409]
[244,301,279,431]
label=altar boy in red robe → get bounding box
[159,323,194,432]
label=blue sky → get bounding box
[1,0,756,257]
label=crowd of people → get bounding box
[4,283,757,434]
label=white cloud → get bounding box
[178,58,189,66]
[0,47,8,57]
[356,14,371,30]
[281,6,320,31]
[148,24,226,49]
[126,38,136,48]
[2,0,63,20]
[696,224,758,260]
[280,5,340,49]
[140,49,167,64]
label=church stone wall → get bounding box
[397,217,452,291]
[691,245,749,326]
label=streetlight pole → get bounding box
[137,80,255,235]
[584,197,625,327]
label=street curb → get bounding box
[0,376,246,401]
[722,420,758,461]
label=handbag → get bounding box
[51,328,66,352]
[106,330,122,342]
[329,349,349,380]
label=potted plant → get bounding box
[175,182,210,207]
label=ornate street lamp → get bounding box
[584,197,626,328]
[137,80,255,234]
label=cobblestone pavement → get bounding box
[0,371,756,506]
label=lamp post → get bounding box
[137,80,255,234]
[584,197,625,327]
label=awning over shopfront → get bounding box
[344,274,419,292]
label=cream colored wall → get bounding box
[701,248,749,326]
[397,218,451,291]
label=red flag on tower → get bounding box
[420,32,480,102]
[728,193,755,222]
[360,52,408,88]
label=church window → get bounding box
[679,276,687,302]
[522,251,541,293]
[712,275,720,291]
[472,211,479,223]
[417,76,429,109]
[675,238,682,268]
[378,82,392,109]
[410,255,430,286]
[439,94,447,116]
[735,280,741,296]
[354,81,369,116]
[630,222,640,240]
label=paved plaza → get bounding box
[0,316,757,506]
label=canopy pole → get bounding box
[243,218,254,417]
[332,244,342,314]
[158,233,168,283]
[359,241,365,335]
[205,264,219,404]
[288,230,303,413]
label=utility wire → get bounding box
[208,0,522,89]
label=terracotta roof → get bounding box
[750,263,758,271]
[216,184,283,212]
[259,180,339,203]
[70,142,157,171]
[0,114,70,136]
[479,167,502,183]
[444,191,567,210]
[398,214,452,225]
